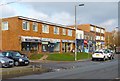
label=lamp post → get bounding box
[74,4,84,61]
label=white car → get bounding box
[103,49,114,60]
[92,51,108,61]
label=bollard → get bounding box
[32,65,35,71]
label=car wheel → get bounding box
[103,57,106,61]
[15,61,19,66]
[112,56,114,59]
[109,56,112,60]
[92,58,94,61]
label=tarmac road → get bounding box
[13,54,119,79]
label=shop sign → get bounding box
[21,36,41,42]
[84,40,88,44]
[42,38,51,41]
[50,39,60,43]
[42,42,48,44]
[25,39,41,42]
[62,40,75,43]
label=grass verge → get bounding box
[29,54,43,60]
[47,52,92,61]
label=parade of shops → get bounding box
[0,16,105,54]
[1,16,75,53]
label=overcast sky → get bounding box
[0,0,119,31]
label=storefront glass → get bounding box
[21,42,38,51]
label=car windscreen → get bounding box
[95,51,103,53]
[12,52,21,57]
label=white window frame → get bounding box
[90,26,94,31]
[63,28,66,35]
[33,22,38,32]
[96,28,100,32]
[101,29,104,33]
[2,22,8,30]
[68,29,72,36]
[22,20,30,30]
[42,24,49,33]
[54,26,59,34]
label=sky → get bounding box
[0,0,119,32]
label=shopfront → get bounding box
[76,39,83,52]
[88,40,96,53]
[83,40,88,53]
[62,40,74,52]
[21,36,41,52]
[41,38,60,52]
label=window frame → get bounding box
[2,21,9,30]
[33,22,38,32]
[68,29,72,36]
[90,26,94,31]
[62,28,66,35]
[42,24,49,33]
[54,26,59,34]
[22,20,30,31]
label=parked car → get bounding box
[1,51,30,66]
[0,52,14,68]
[92,50,108,61]
[103,49,114,60]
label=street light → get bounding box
[74,4,84,61]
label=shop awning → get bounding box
[21,36,41,42]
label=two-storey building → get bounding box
[0,16,75,54]
[78,24,105,50]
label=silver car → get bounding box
[0,52,14,68]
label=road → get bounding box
[13,54,119,79]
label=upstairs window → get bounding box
[101,29,104,33]
[90,26,94,31]
[54,26,59,34]
[63,28,66,35]
[68,29,72,36]
[22,21,30,30]
[33,22,38,32]
[42,24,49,33]
[2,22,8,30]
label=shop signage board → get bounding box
[42,42,48,44]
[50,39,60,43]
[62,40,75,43]
[21,36,41,42]
[42,38,51,41]
[25,39,41,42]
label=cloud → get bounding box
[21,7,74,25]
[99,19,118,31]
[0,5,17,18]
[50,12,74,25]
[0,2,118,32]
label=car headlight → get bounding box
[19,58,23,62]
[1,60,5,63]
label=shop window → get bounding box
[33,22,38,32]
[22,21,30,30]
[2,22,8,30]
[54,26,59,34]
[42,24,49,33]
[21,42,38,51]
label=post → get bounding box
[75,5,77,61]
